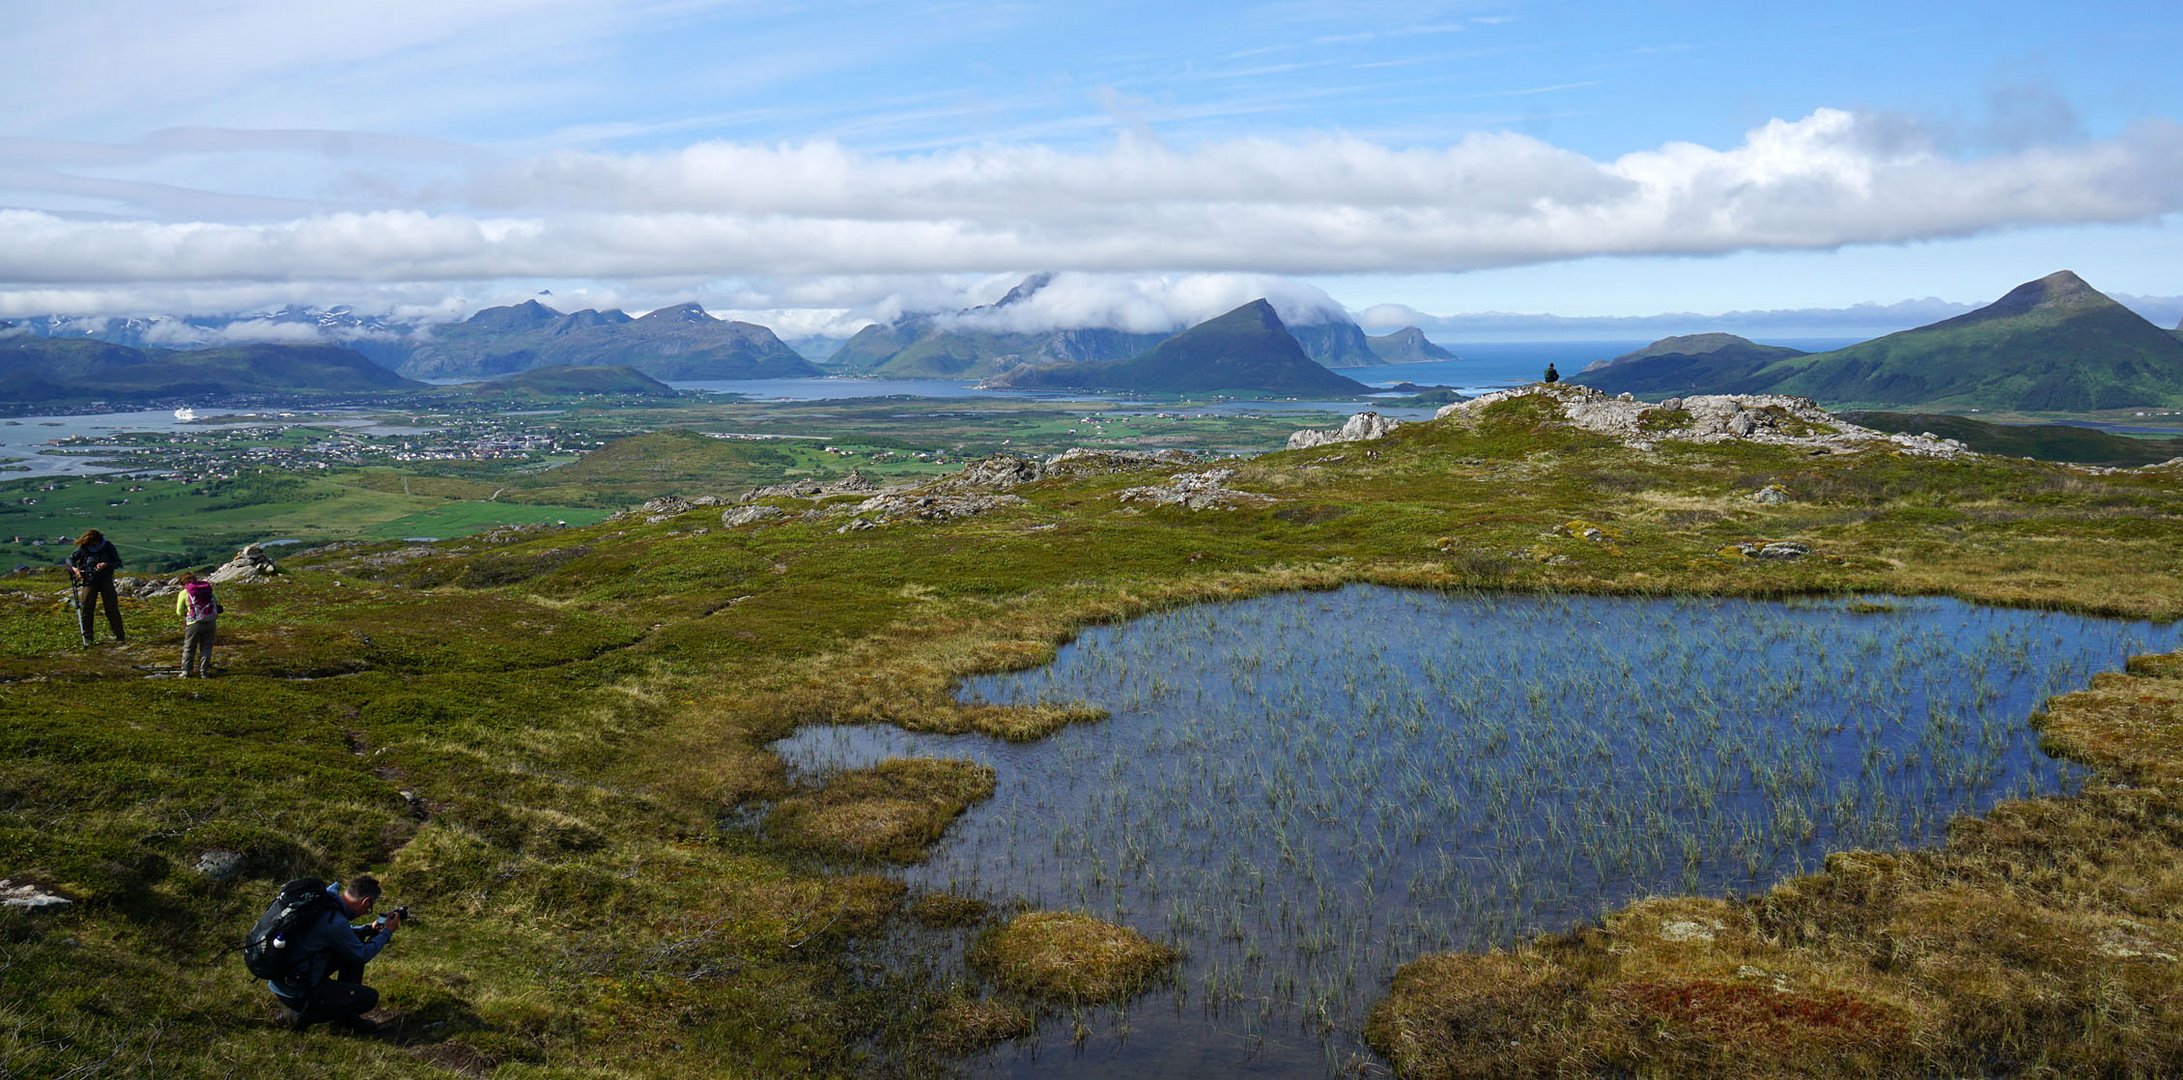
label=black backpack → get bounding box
[242,877,334,981]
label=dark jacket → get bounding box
[267,881,392,1002]
[66,539,121,581]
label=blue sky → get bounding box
[1,0,2178,337]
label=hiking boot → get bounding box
[330,1014,379,1034]
[276,1006,309,1031]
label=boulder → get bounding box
[1287,411,1404,450]
[1749,485,1792,505]
[193,849,247,881]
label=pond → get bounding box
[772,587,2183,1077]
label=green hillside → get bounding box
[1575,333,1808,396]
[987,299,1372,396]
[1844,411,2183,466]
[1748,271,2183,411]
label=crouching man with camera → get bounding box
[253,875,402,1033]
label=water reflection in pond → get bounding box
[773,587,2183,1077]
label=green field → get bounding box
[0,471,609,571]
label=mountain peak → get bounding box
[995,272,1057,308]
[464,299,564,331]
[1966,270,2115,324]
[640,302,713,323]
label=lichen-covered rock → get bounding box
[929,455,1047,493]
[1115,469,1275,511]
[744,470,893,501]
[193,849,247,881]
[848,493,1027,526]
[1721,540,1812,560]
[1043,448,1201,477]
[1750,484,1792,505]
[1287,411,1404,450]
[0,879,70,908]
[720,505,789,528]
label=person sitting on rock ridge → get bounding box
[266,876,400,1033]
[1543,363,1560,384]
[65,528,125,647]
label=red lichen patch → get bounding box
[1617,977,1911,1055]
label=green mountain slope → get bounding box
[403,301,820,381]
[1366,327,1458,363]
[0,338,420,402]
[1575,333,1808,396]
[1745,271,2183,411]
[1845,411,2183,466]
[986,299,1372,396]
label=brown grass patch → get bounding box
[970,911,1178,1003]
[765,757,996,862]
[923,994,1035,1055]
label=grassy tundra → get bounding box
[2,388,2179,1077]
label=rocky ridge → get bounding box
[1433,383,1971,457]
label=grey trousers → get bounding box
[182,619,216,676]
[76,576,124,643]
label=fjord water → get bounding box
[774,588,2183,1077]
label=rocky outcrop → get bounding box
[744,470,899,502]
[1044,448,1201,477]
[1434,383,1970,457]
[934,455,1048,492]
[845,493,1027,528]
[206,544,280,584]
[929,448,1206,494]
[1288,411,1403,450]
[1115,469,1275,511]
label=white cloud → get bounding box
[3,109,2181,304]
[940,272,1351,333]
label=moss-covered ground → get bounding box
[2,391,2180,1077]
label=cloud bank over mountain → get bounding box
[3,107,2181,319]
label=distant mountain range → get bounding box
[0,338,419,404]
[402,300,821,380]
[825,273,1439,377]
[1578,272,2183,412]
[988,300,1373,396]
[0,305,416,366]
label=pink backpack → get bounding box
[183,581,220,622]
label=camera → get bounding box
[390,905,411,920]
